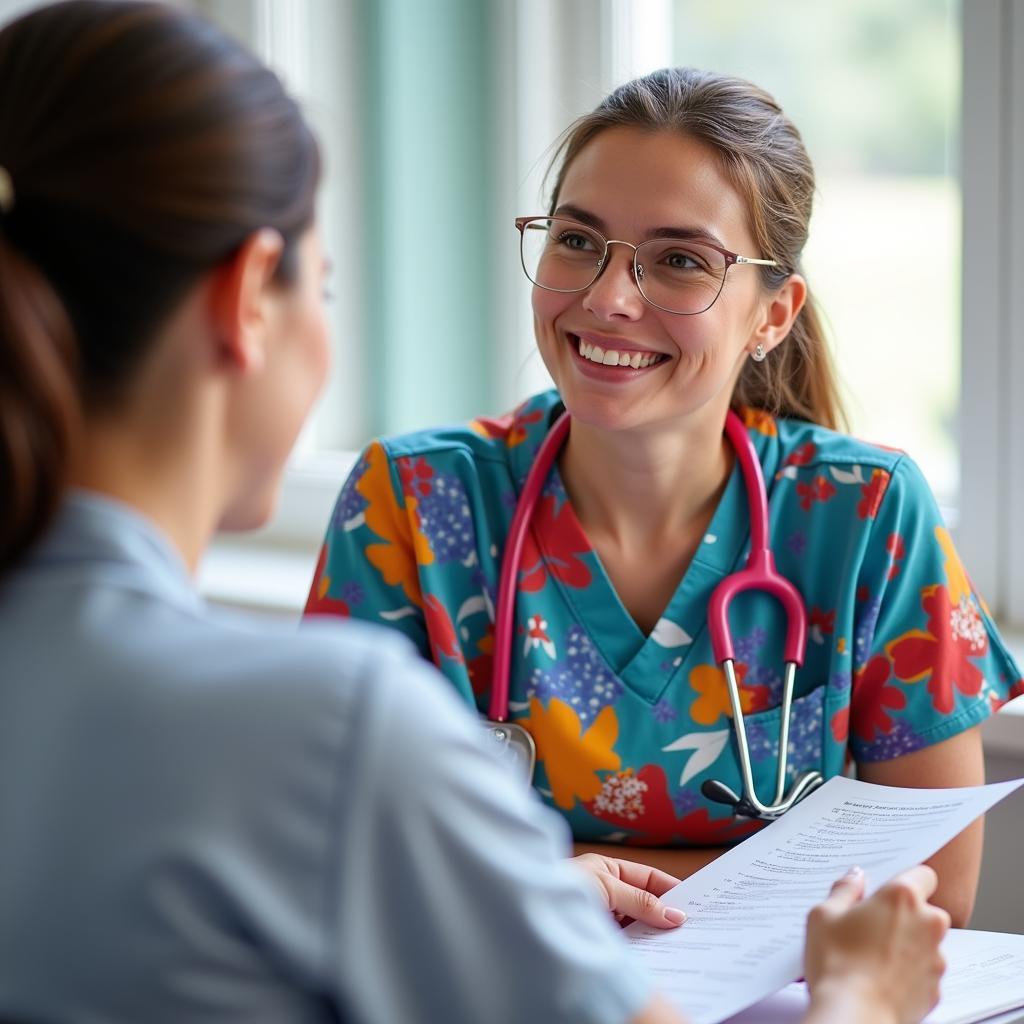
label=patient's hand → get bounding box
[803,865,950,1024]
[571,853,686,929]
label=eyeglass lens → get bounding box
[520,217,728,314]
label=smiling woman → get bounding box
[304,66,1023,928]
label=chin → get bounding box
[219,484,280,534]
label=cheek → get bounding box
[531,286,573,337]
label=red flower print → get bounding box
[424,593,464,665]
[796,474,837,511]
[584,764,762,845]
[397,456,434,498]
[851,653,906,742]
[809,606,836,635]
[466,629,495,696]
[887,585,987,715]
[786,442,817,467]
[519,494,592,592]
[304,545,351,618]
[886,533,906,580]
[831,706,850,743]
[471,408,544,448]
[857,469,891,520]
[470,413,514,442]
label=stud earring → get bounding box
[751,343,767,363]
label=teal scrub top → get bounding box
[307,390,1023,846]
[0,491,651,1024]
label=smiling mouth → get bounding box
[570,333,669,369]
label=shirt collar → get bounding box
[26,490,201,611]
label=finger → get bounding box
[820,865,866,912]
[611,858,682,899]
[604,876,687,929]
[884,864,939,904]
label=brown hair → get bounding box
[0,0,319,571]
[547,67,845,430]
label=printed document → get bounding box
[724,929,1024,1024]
[624,775,1023,1024]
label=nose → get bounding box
[581,241,646,321]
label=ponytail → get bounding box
[0,0,320,573]
[0,234,80,570]
[733,289,846,431]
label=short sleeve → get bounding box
[849,456,1023,762]
[327,650,653,1024]
[304,441,431,659]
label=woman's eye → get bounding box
[665,250,701,270]
[559,232,594,251]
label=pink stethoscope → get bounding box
[484,408,824,821]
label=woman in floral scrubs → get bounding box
[306,68,1021,926]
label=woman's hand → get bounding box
[571,852,687,929]
[803,865,950,1024]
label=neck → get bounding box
[68,395,227,575]
[559,411,734,551]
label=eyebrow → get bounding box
[553,203,727,247]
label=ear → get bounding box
[749,273,807,357]
[208,228,285,375]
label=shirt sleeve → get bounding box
[849,455,1023,762]
[327,647,654,1024]
[304,441,431,659]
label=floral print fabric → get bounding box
[306,390,1023,846]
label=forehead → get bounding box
[556,126,754,248]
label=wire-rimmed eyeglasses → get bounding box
[515,215,779,315]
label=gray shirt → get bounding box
[0,492,651,1023]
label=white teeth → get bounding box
[576,336,662,369]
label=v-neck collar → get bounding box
[510,395,783,704]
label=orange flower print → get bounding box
[797,474,837,511]
[358,442,431,607]
[851,653,906,742]
[689,662,768,726]
[519,494,592,592]
[304,544,352,617]
[934,527,970,605]
[525,697,620,809]
[736,406,778,436]
[887,585,988,714]
[857,468,891,519]
[885,533,906,580]
[469,407,544,448]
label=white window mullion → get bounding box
[959,0,1007,618]
[1004,0,1024,626]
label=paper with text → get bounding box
[724,929,1024,1024]
[624,775,1023,1024]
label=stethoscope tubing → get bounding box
[488,406,823,818]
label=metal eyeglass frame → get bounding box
[515,215,779,315]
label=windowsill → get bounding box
[197,538,317,620]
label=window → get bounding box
[194,0,1024,646]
